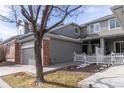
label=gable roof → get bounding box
[50,22,80,32]
[80,14,115,27]
[3,35,20,44]
[3,13,118,43]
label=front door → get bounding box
[82,45,88,54]
[114,41,124,53]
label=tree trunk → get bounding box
[34,36,45,83]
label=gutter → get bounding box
[19,33,82,43]
[45,33,82,43]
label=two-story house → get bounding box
[3,22,82,66]
[81,14,124,55]
[3,5,124,67]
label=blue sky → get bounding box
[65,5,112,24]
[0,5,112,40]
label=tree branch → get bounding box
[35,5,41,22]
[20,5,32,22]
[40,5,53,35]
[28,5,34,19]
[46,5,82,32]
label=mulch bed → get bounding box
[0,61,16,67]
[62,63,111,74]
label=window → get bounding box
[94,23,100,32]
[74,27,80,35]
[116,20,120,27]
[89,24,94,33]
[109,18,120,29]
[89,23,100,34]
[110,19,115,29]
[115,41,124,53]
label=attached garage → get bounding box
[21,47,35,66]
[21,40,36,66]
[20,33,82,66]
[20,38,50,66]
[49,38,82,64]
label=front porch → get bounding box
[82,35,124,55]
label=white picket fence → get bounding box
[74,48,124,65]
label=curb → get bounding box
[0,78,11,88]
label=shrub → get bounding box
[0,45,6,62]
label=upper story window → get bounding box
[109,18,120,29]
[94,23,100,32]
[74,27,80,35]
[89,23,100,34]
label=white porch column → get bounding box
[88,41,92,55]
[100,38,105,55]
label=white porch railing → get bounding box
[73,52,124,65]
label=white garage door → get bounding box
[21,48,35,66]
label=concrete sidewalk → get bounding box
[0,61,82,76]
[0,78,11,88]
[78,65,124,88]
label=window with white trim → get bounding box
[114,41,124,53]
[109,18,120,29]
[89,23,100,34]
[74,27,80,35]
[94,23,100,32]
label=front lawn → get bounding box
[1,69,90,88]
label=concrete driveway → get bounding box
[0,65,36,76]
[78,65,124,88]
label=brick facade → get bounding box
[42,38,51,66]
[5,40,16,62]
[15,42,21,64]
[4,40,21,64]
[4,38,50,66]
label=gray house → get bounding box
[19,23,82,66]
[81,14,124,55]
[81,5,124,55]
[3,5,124,66]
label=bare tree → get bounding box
[0,38,3,43]
[0,44,6,62]
[0,5,85,84]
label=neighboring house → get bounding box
[3,36,20,64]
[3,22,82,66]
[0,43,6,62]
[3,5,124,66]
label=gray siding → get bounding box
[21,40,34,47]
[80,27,87,36]
[100,20,108,32]
[52,25,80,38]
[111,6,124,30]
[85,18,124,37]
[49,38,82,64]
